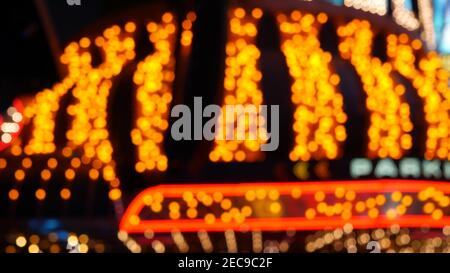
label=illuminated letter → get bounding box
[350,158,372,178]
[132,12,196,173]
[209,7,267,162]
[444,161,450,179]
[422,160,442,178]
[374,158,398,178]
[338,20,413,159]
[399,158,421,178]
[24,39,92,155]
[278,11,347,161]
[387,34,449,160]
[66,25,135,162]
[65,23,136,202]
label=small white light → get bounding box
[7,107,16,116]
[12,112,23,123]
[1,133,12,144]
[1,123,19,133]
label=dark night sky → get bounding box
[0,0,165,110]
[0,1,57,109]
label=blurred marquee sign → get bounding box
[0,3,449,234]
[0,2,448,254]
[0,8,448,162]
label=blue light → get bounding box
[438,1,450,54]
[404,0,413,11]
[434,0,447,53]
[328,0,344,6]
[28,218,61,233]
[57,231,69,241]
[27,219,71,242]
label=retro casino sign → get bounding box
[0,0,449,253]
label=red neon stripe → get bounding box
[123,216,450,233]
[120,179,450,233]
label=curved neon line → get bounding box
[122,216,450,233]
[120,179,450,233]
